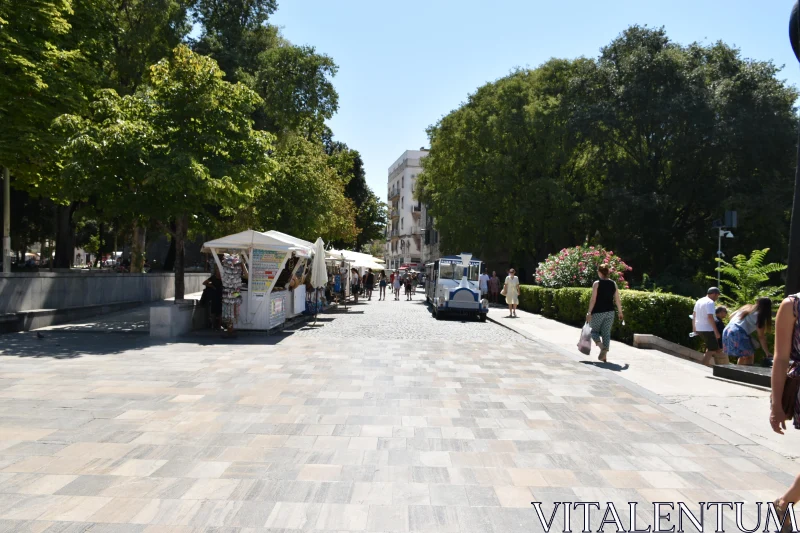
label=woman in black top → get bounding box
[586,263,624,362]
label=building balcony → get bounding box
[390,208,399,219]
[411,206,421,219]
[388,187,400,201]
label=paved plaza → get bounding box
[0,294,794,532]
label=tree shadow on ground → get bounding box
[1,323,299,359]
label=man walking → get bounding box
[365,269,375,301]
[479,269,490,300]
[693,287,723,366]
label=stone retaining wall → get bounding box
[0,272,208,314]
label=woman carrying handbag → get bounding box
[769,294,800,530]
[502,268,519,317]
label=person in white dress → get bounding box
[503,268,520,317]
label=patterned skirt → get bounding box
[722,324,755,358]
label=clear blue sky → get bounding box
[270,0,800,197]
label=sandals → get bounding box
[773,500,793,533]
[598,349,608,363]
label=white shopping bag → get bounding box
[577,323,592,355]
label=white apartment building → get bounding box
[384,149,440,269]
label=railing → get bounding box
[388,187,400,200]
[390,208,399,218]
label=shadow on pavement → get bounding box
[580,360,630,372]
[1,322,299,359]
[0,330,158,359]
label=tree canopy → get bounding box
[3,0,383,276]
[56,45,276,296]
[418,26,798,292]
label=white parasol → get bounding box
[310,237,328,323]
[311,238,328,289]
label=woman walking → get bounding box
[585,264,624,363]
[503,268,520,317]
[769,293,800,528]
[489,271,500,304]
[351,268,360,303]
[392,273,401,300]
[723,298,773,366]
[379,272,387,300]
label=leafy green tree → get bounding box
[710,248,787,308]
[0,0,84,269]
[193,0,337,137]
[2,0,197,268]
[0,0,79,176]
[219,134,358,244]
[56,45,276,297]
[419,26,798,284]
[69,0,194,94]
[418,60,588,265]
[322,136,386,250]
[571,26,797,280]
[354,192,387,252]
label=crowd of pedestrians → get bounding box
[361,268,420,302]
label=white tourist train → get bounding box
[424,253,489,321]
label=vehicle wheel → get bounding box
[479,313,487,322]
[434,308,441,320]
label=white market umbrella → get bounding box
[311,238,328,322]
[311,238,328,289]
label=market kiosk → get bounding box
[263,231,315,318]
[202,230,314,330]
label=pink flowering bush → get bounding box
[535,244,631,289]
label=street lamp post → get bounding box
[716,228,734,288]
[787,1,800,295]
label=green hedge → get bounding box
[518,285,702,349]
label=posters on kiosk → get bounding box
[250,249,287,298]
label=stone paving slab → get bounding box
[0,295,787,531]
[484,305,799,462]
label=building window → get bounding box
[402,176,404,188]
[401,197,404,209]
[401,218,404,229]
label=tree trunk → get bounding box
[53,203,76,269]
[174,214,187,301]
[787,124,800,297]
[163,220,176,271]
[130,220,146,273]
[2,167,10,273]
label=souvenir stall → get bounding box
[202,230,313,330]
[325,249,385,301]
[325,250,354,304]
[264,231,315,318]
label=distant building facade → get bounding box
[384,149,440,269]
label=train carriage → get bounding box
[425,253,489,321]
